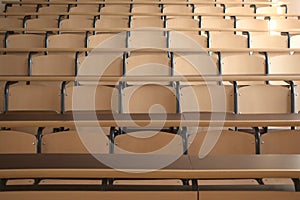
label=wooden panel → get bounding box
[0,191,197,200]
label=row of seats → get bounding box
[1,51,299,77]
[2,17,299,31]
[1,83,298,114]
[0,32,299,53]
[0,128,298,187]
[0,129,298,155]
[3,2,288,16]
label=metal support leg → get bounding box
[293,178,300,192]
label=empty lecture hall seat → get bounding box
[37,6,67,20]
[77,53,124,84]
[5,34,45,66]
[188,130,258,186]
[5,5,37,19]
[238,85,291,114]
[249,34,288,56]
[112,131,184,185]
[47,34,85,48]
[100,5,130,13]
[163,5,193,19]
[221,54,266,85]
[125,52,171,79]
[64,85,118,135]
[131,5,161,14]
[64,85,118,113]
[256,6,286,20]
[0,54,29,76]
[200,18,235,38]
[47,33,86,57]
[166,18,207,46]
[0,18,23,48]
[173,54,219,86]
[60,18,94,35]
[235,19,269,36]
[122,84,177,114]
[180,85,234,113]
[166,18,199,32]
[40,130,109,185]
[180,85,234,132]
[125,53,169,85]
[225,6,255,20]
[99,5,130,20]
[268,54,300,85]
[6,83,61,113]
[6,33,45,49]
[261,130,300,155]
[68,6,99,20]
[128,27,167,48]
[61,17,94,29]
[200,18,234,30]
[88,18,128,47]
[41,130,109,154]
[114,131,183,155]
[94,17,129,31]
[208,32,248,49]
[188,130,256,156]
[0,130,37,185]
[25,18,59,34]
[0,130,37,154]
[194,6,224,19]
[31,54,76,76]
[260,130,300,188]
[269,19,300,35]
[131,16,164,28]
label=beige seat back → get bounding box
[122,85,177,113]
[25,19,58,34]
[0,55,29,75]
[250,35,288,48]
[221,54,266,85]
[188,130,256,155]
[64,85,118,112]
[38,6,67,20]
[209,33,247,48]
[0,131,37,153]
[131,17,164,28]
[180,85,234,113]
[225,7,255,20]
[114,131,183,155]
[238,85,291,114]
[41,130,109,154]
[236,19,269,36]
[8,84,61,112]
[261,130,300,154]
[7,34,45,48]
[31,54,75,76]
[164,5,193,19]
